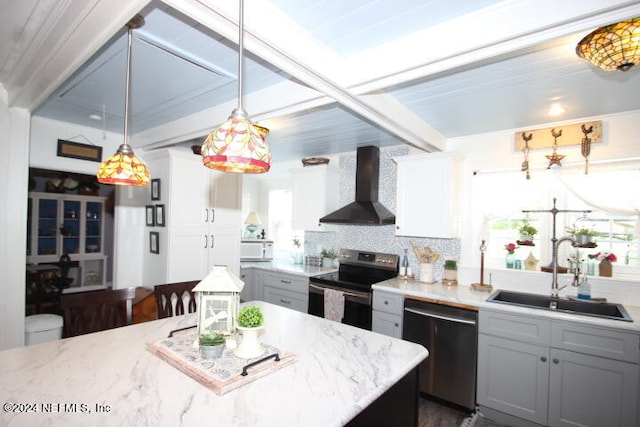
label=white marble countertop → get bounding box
[240,261,337,277]
[0,301,426,427]
[373,278,640,333]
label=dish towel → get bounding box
[323,288,345,322]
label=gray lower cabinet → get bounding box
[478,308,639,427]
[372,290,403,338]
[261,271,308,313]
[239,267,254,302]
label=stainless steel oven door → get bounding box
[308,281,372,330]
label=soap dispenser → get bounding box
[400,249,409,276]
[577,273,591,300]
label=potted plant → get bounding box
[234,305,265,359]
[443,259,458,283]
[519,223,538,242]
[321,248,337,267]
[573,227,596,245]
[198,331,225,360]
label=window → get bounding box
[473,162,640,278]
[267,189,299,259]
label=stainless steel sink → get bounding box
[487,290,633,322]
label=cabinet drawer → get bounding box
[263,272,308,292]
[479,309,550,346]
[263,285,308,313]
[372,290,404,315]
[372,311,403,339]
[551,321,640,363]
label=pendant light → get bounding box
[576,17,640,72]
[97,15,151,186]
[201,0,271,174]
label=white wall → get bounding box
[449,109,640,304]
[0,86,30,350]
[30,116,123,174]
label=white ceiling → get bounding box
[2,0,640,162]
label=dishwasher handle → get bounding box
[404,307,477,326]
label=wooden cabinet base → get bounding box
[347,366,419,427]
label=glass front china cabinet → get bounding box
[27,192,107,288]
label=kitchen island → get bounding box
[0,301,427,426]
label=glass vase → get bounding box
[506,253,516,269]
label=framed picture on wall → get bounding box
[151,179,161,201]
[155,204,165,227]
[146,205,155,226]
[150,231,159,254]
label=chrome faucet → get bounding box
[522,198,591,310]
[550,236,576,304]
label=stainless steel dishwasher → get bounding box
[402,298,478,410]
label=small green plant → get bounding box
[199,331,225,346]
[320,249,336,259]
[575,228,595,236]
[444,260,457,270]
[519,223,537,237]
[237,305,264,328]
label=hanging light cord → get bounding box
[236,0,246,115]
[121,22,135,153]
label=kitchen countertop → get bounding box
[0,301,426,427]
[240,261,337,277]
[373,278,640,333]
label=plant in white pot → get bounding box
[573,228,596,245]
[443,260,458,285]
[234,305,265,359]
[199,331,225,360]
[321,249,337,267]
[519,223,537,243]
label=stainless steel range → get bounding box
[308,249,399,330]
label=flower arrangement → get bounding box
[504,243,518,254]
[588,252,617,262]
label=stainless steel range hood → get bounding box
[319,146,395,225]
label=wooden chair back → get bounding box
[59,287,136,338]
[154,281,199,319]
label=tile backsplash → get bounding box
[304,145,461,280]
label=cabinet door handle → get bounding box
[280,280,291,284]
[203,234,208,248]
[210,235,214,248]
[210,208,215,223]
[384,300,389,305]
[394,323,399,327]
[204,208,209,223]
[552,358,559,364]
[540,356,547,362]
[396,226,400,230]
[280,299,291,305]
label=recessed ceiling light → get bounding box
[89,114,102,121]
[547,103,566,116]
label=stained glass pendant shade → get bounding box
[201,109,271,174]
[201,0,271,174]
[97,15,150,186]
[576,17,640,72]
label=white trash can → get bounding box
[25,314,63,345]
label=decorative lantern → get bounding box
[193,266,244,339]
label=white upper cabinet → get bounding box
[394,152,463,238]
[143,149,242,284]
[291,165,339,231]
